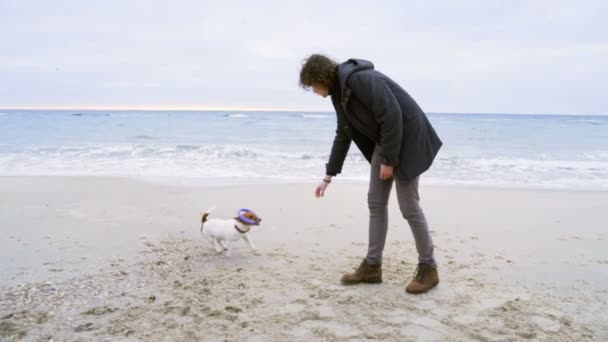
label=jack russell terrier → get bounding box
[200,208,262,257]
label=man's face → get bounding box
[312,84,329,98]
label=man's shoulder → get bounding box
[339,59,376,82]
[346,68,383,88]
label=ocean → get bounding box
[0,110,607,190]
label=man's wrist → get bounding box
[323,175,333,183]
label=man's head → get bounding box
[299,54,339,98]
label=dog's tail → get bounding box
[201,207,215,223]
[200,207,215,235]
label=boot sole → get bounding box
[405,280,439,294]
[341,277,382,285]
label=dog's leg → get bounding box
[217,239,228,250]
[212,238,224,253]
[203,234,221,253]
[222,241,232,258]
[243,235,256,252]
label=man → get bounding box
[299,54,443,294]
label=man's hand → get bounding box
[315,176,332,198]
[315,181,329,198]
[380,164,394,180]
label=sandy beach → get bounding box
[1,176,607,341]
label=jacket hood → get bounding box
[338,59,375,91]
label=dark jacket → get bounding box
[325,59,442,181]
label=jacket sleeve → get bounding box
[325,113,352,176]
[348,72,403,166]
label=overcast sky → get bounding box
[1,0,606,114]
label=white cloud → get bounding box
[0,0,606,114]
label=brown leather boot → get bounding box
[341,259,382,285]
[405,263,439,294]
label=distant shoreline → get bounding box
[1,108,607,117]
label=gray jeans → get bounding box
[366,146,436,266]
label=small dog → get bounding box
[200,208,262,257]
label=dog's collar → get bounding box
[234,224,250,234]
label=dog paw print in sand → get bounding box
[81,306,117,316]
[74,322,95,332]
[494,255,514,264]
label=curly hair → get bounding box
[299,54,339,90]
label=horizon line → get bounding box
[0,105,304,112]
[0,106,605,116]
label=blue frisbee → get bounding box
[238,208,258,225]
